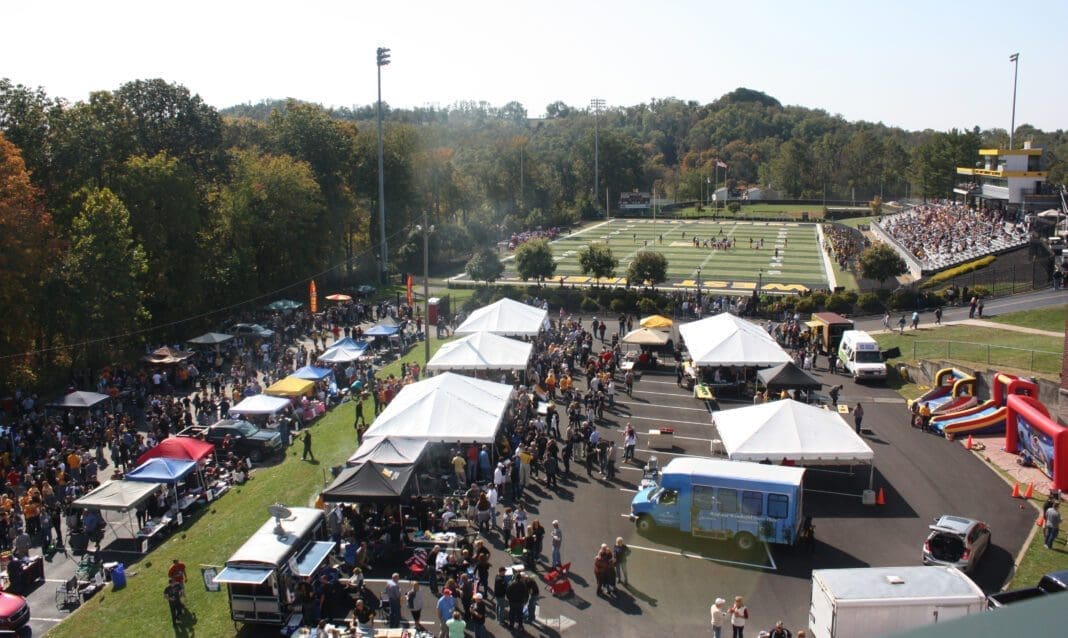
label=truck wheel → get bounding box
[636,516,654,533]
[249,449,263,463]
[735,532,757,551]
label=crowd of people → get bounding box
[878,203,1029,269]
[506,228,562,250]
[822,223,869,271]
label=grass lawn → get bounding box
[1008,496,1068,588]
[876,325,1064,377]
[48,333,454,638]
[988,305,1067,333]
[675,203,826,220]
[475,218,831,293]
[836,215,879,229]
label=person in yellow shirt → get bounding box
[67,451,82,482]
[919,402,933,432]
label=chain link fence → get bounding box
[906,340,1061,374]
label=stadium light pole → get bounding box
[591,98,605,214]
[422,209,431,365]
[376,46,391,284]
[1009,52,1020,150]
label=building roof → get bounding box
[813,566,984,603]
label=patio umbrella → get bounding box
[266,299,303,311]
[187,332,234,346]
[639,314,673,329]
[622,328,670,346]
[325,293,352,302]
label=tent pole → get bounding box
[868,462,874,490]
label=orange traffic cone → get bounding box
[1024,483,1034,499]
[966,435,974,450]
[876,488,886,506]
[1012,483,1021,498]
[1038,515,1046,527]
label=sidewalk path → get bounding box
[868,317,1064,338]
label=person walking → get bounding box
[164,578,185,624]
[493,567,508,626]
[934,307,943,325]
[505,572,529,631]
[882,311,891,330]
[897,315,906,334]
[383,572,402,628]
[436,588,457,638]
[406,581,425,632]
[853,403,864,435]
[445,609,466,638]
[301,429,315,461]
[550,520,563,568]
[1044,502,1062,549]
[711,597,727,638]
[623,425,637,462]
[613,536,630,585]
[910,310,919,330]
[728,595,749,638]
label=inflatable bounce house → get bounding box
[929,372,1038,437]
[1005,394,1068,492]
[908,368,977,415]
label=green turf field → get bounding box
[463,218,833,294]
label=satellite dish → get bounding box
[268,503,293,520]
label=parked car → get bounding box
[922,515,991,573]
[229,323,275,339]
[178,419,283,463]
[987,569,1068,608]
[0,590,30,633]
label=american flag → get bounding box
[1009,53,1019,62]
[716,160,728,169]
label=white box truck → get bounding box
[809,566,986,638]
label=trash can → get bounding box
[112,563,126,590]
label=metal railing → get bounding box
[904,340,1061,374]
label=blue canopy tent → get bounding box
[292,365,334,381]
[364,324,399,337]
[330,337,365,350]
[125,458,203,519]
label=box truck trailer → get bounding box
[809,566,986,638]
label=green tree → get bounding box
[627,251,669,286]
[858,243,908,287]
[578,243,618,280]
[513,238,557,283]
[115,152,202,324]
[465,248,505,283]
[57,187,148,366]
[769,139,812,198]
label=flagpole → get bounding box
[1009,52,1020,149]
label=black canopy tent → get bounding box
[321,461,417,503]
[757,361,823,391]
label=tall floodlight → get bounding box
[1008,53,1020,150]
[376,46,391,283]
[591,98,605,214]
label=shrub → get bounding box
[888,287,936,310]
[825,294,853,314]
[970,285,992,298]
[727,202,742,213]
[808,291,828,308]
[580,297,600,313]
[609,298,627,312]
[920,255,996,288]
[857,292,884,313]
[795,297,817,313]
[638,297,660,315]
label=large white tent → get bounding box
[346,436,429,467]
[317,343,367,364]
[426,331,533,371]
[454,298,548,337]
[679,313,791,367]
[361,372,512,443]
[715,400,874,464]
[229,394,292,416]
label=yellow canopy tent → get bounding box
[639,314,673,329]
[265,376,315,397]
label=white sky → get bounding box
[4,0,1066,132]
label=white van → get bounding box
[838,330,886,382]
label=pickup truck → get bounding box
[179,419,283,463]
[987,569,1068,608]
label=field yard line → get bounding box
[695,222,740,275]
[815,223,839,289]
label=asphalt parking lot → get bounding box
[486,354,1036,636]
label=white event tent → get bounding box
[426,331,533,371]
[229,394,292,416]
[346,436,429,467]
[454,298,548,337]
[679,313,791,367]
[714,399,875,490]
[361,372,512,443]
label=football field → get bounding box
[459,218,834,294]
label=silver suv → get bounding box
[922,515,991,574]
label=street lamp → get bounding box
[696,267,702,317]
[420,209,432,364]
[376,46,391,284]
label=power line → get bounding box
[0,222,421,361]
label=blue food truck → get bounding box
[630,457,805,550]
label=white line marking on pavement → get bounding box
[622,414,711,426]
[629,543,777,571]
[618,487,638,493]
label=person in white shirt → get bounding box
[711,597,727,638]
[486,485,499,529]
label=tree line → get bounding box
[1,78,1064,390]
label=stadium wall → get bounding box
[869,220,925,277]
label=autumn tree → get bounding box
[465,248,505,283]
[0,133,55,389]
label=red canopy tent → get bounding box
[137,436,215,466]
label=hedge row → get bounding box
[920,256,996,288]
